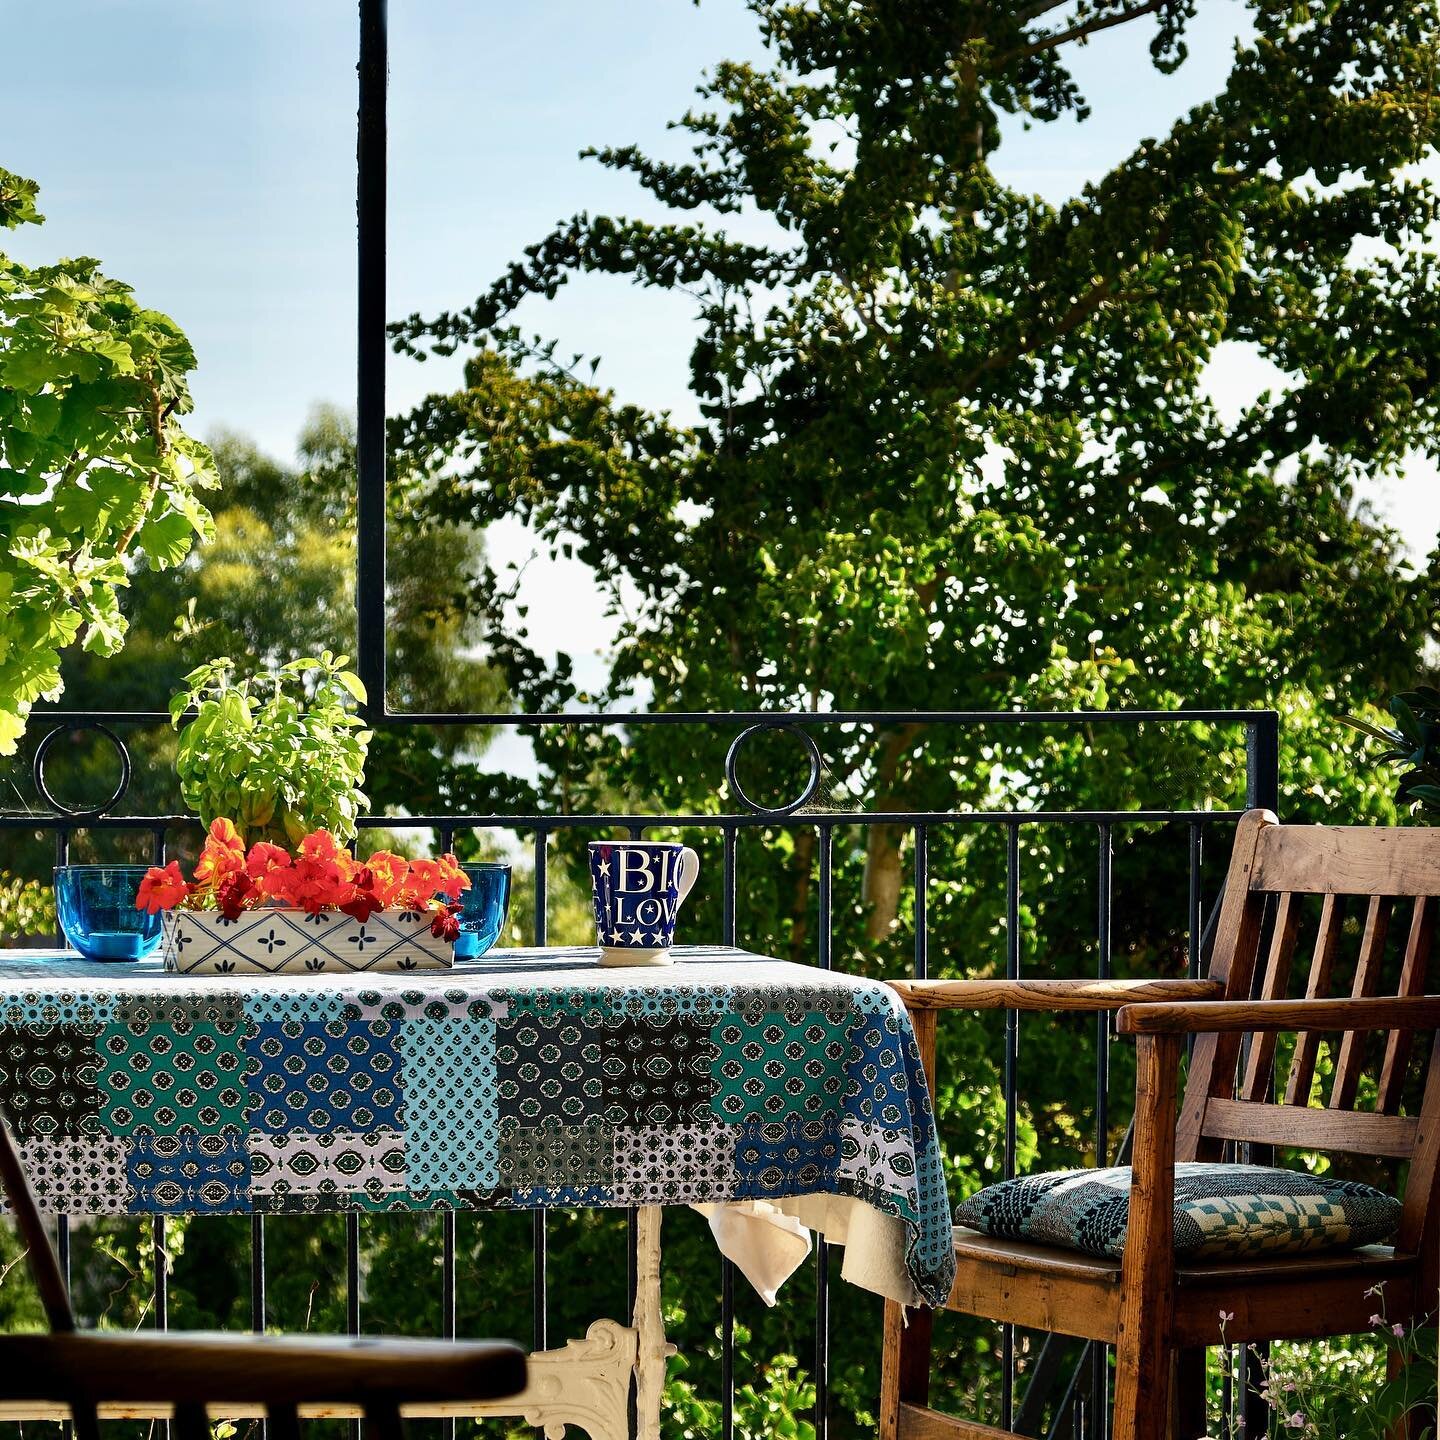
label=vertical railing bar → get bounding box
[626,1205,640,1438]
[1094,821,1113,1159]
[626,816,646,1393]
[441,820,457,1440]
[1002,819,1021,1431]
[346,1211,362,1440]
[153,774,171,1440]
[1221,1345,1234,1440]
[52,827,72,1313]
[721,1255,736,1440]
[722,824,737,948]
[153,1216,169,1329]
[250,1210,268,1440]
[442,1210,457,1440]
[617,791,641,1440]
[1187,824,1203,981]
[250,1215,266,1331]
[532,826,549,1367]
[813,822,834,1440]
[55,1216,70,1296]
[721,821,738,1440]
[1092,822,1113,1440]
[54,826,70,947]
[913,823,929,981]
[1245,713,1281,813]
[1187,822,1204,1072]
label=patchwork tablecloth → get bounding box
[0,946,955,1306]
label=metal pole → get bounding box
[1245,713,1280,812]
[356,0,388,716]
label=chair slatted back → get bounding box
[1177,811,1440,1266]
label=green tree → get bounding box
[42,408,514,835]
[0,167,217,753]
[387,0,1440,1427]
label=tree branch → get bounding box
[1018,0,1167,59]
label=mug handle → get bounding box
[675,847,701,911]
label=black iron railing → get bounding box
[1,706,1280,1440]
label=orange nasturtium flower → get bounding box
[136,862,190,914]
[404,855,469,909]
[361,851,408,908]
[193,817,246,888]
[245,841,292,887]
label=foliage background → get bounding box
[3,0,1440,1436]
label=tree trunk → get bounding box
[788,827,816,963]
[863,724,924,941]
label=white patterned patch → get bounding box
[838,1116,917,1197]
[249,1129,406,1194]
[11,1137,131,1214]
[612,1123,740,1205]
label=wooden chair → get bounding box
[880,809,1440,1440]
[0,1111,526,1440]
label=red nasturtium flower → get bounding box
[215,871,256,921]
[134,826,468,924]
[136,861,190,914]
[339,866,383,923]
[430,902,461,943]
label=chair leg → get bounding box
[69,1399,102,1440]
[880,1299,933,1440]
[1173,1347,1206,1440]
[365,1401,405,1440]
[1113,1035,1179,1440]
[172,1401,210,1440]
[1114,1330,1173,1440]
[268,1403,303,1440]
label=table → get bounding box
[0,946,954,1439]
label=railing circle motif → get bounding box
[32,720,133,819]
[724,721,823,817]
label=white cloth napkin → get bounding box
[693,1195,921,1308]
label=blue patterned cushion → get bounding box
[954,1162,1401,1261]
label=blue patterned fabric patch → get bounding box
[249,1020,403,1134]
[401,1017,499,1188]
[0,951,956,1306]
[128,1133,250,1213]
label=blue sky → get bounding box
[4,1,1436,685]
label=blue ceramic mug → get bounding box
[588,840,699,966]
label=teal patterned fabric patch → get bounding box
[0,948,959,1306]
[955,1161,1401,1260]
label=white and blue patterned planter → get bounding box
[161,907,453,974]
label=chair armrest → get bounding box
[0,1331,527,1407]
[888,977,1223,1013]
[1116,995,1440,1035]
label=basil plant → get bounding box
[172,653,371,846]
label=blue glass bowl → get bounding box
[454,862,512,959]
[54,865,163,962]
